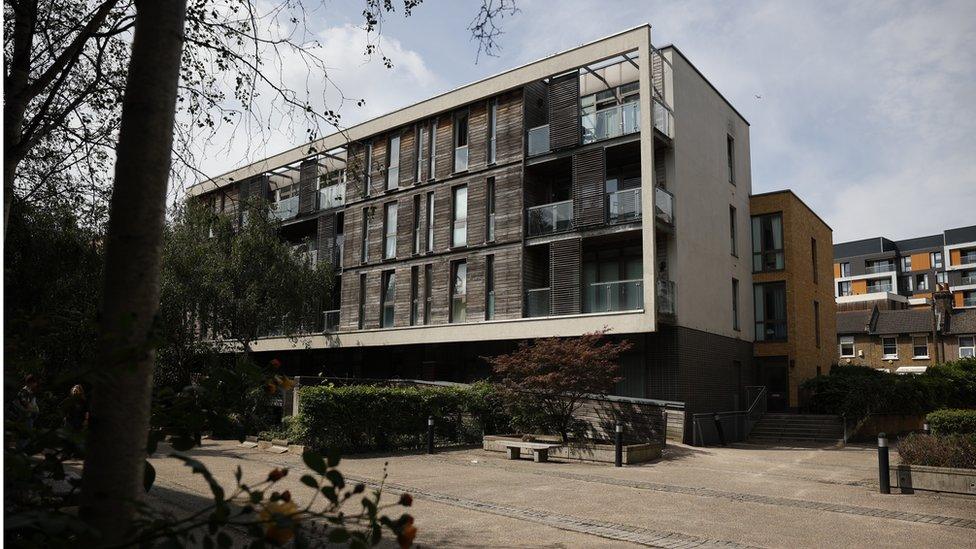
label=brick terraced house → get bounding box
[189,26,836,430]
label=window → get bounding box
[754,282,787,341]
[487,98,498,164]
[882,337,898,359]
[383,202,397,259]
[732,278,740,331]
[423,264,433,324]
[915,273,929,291]
[931,251,943,269]
[840,262,851,277]
[380,271,395,327]
[726,134,735,185]
[839,335,855,358]
[729,205,737,256]
[751,213,784,272]
[485,255,495,320]
[363,141,373,196]
[360,208,370,263]
[425,191,435,252]
[959,336,975,358]
[452,185,467,247]
[901,256,912,272]
[900,276,913,293]
[409,266,420,326]
[428,120,437,180]
[814,300,821,348]
[937,271,948,284]
[838,280,852,297]
[486,177,496,242]
[386,134,400,190]
[453,111,469,172]
[357,273,367,329]
[912,336,928,359]
[811,238,818,283]
[450,260,467,322]
[414,125,423,182]
[412,195,421,255]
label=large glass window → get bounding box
[752,213,784,272]
[838,280,852,296]
[427,120,437,179]
[960,336,975,358]
[423,264,433,324]
[383,202,397,259]
[453,112,469,172]
[583,247,643,313]
[412,195,421,254]
[380,271,395,327]
[901,256,912,272]
[488,98,498,164]
[452,185,467,247]
[839,336,855,357]
[485,255,496,320]
[931,251,943,269]
[486,177,496,242]
[840,262,851,277]
[882,336,898,359]
[410,266,420,326]
[754,282,787,341]
[360,208,370,263]
[357,273,367,329]
[386,134,400,190]
[581,81,639,143]
[425,191,435,252]
[915,273,929,291]
[450,260,467,322]
[414,124,423,182]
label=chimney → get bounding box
[932,282,953,363]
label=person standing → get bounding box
[14,374,41,430]
[61,384,89,432]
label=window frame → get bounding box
[901,256,911,272]
[931,251,943,269]
[726,134,735,185]
[380,270,395,328]
[423,263,433,324]
[414,124,423,182]
[363,140,373,197]
[729,205,737,257]
[912,335,929,359]
[751,212,785,273]
[357,273,367,329]
[840,262,851,277]
[382,202,397,260]
[425,191,435,253]
[451,185,468,248]
[882,336,898,359]
[427,120,437,180]
[453,110,469,172]
[839,335,855,358]
[487,97,498,164]
[360,207,370,264]
[485,254,495,321]
[386,133,401,191]
[753,281,787,342]
[409,266,420,326]
[486,177,496,243]
[732,278,740,331]
[450,260,467,323]
[959,336,975,358]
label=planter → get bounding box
[483,435,662,465]
[891,464,976,496]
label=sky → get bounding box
[192,0,976,244]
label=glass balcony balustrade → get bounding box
[527,124,550,156]
[654,187,674,225]
[868,283,893,293]
[271,195,299,220]
[524,288,551,317]
[865,263,895,274]
[585,279,644,313]
[318,184,344,210]
[526,200,573,237]
[607,188,641,223]
[582,101,640,144]
[323,310,340,332]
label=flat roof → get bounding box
[749,189,832,231]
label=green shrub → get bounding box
[293,382,509,453]
[896,433,976,469]
[926,408,976,435]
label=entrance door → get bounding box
[759,357,789,412]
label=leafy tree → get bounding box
[489,331,632,443]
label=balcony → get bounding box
[865,263,895,274]
[524,288,551,317]
[318,184,344,210]
[527,124,550,156]
[322,310,340,332]
[654,187,674,225]
[965,297,976,307]
[867,283,893,294]
[962,253,976,265]
[656,279,675,315]
[653,99,674,138]
[607,188,641,224]
[271,196,299,221]
[582,101,639,144]
[585,279,643,313]
[527,200,573,237]
[961,275,976,285]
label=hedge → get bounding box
[926,409,976,436]
[896,433,976,469]
[292,382,509,453]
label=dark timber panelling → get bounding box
[467,101,488,171]
[548,73,580,150]
[496,90,523,163]
[550,237,581,315]
[317,214,336,268]
[345,143,367,202]
[523,81,548,129]
[573,148,605,228]
[399,127,416,187]
[298,159,317,214]
[396,194,414,259]
[434,115,453,179]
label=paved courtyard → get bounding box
[148,439,976,548]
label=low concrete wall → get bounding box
[891,464,976,496]
[852,414,924,441]
[483,435,662,465]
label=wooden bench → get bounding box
[503,441,562,463]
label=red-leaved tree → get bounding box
[489,331,633,443]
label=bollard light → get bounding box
[923,423,930,435]
[614,423,623,467]
[877,432,890,494]
[426,416,435,454]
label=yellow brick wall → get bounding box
[838,334,938,372]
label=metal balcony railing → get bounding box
[656,279,675,315]
[961,275,976,285]
[526,200,573,237]
[585,279,643,313]
[323,310,340,333]
[965,298,976,307]
[654,186,674,225]
[653,99,674,138]
[865,263,895,274]
[962,253,976,265]
[524,288,551,317]
[527,124,550,156]
[318,184,344,210]
[607,188,641,224]
[582,101,640,144]
[271,196,299,221]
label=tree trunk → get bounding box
[79,1,187,545]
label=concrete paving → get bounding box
[147,439,976,548]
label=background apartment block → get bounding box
[832,225,976,310]
[188,26,840,430]
[750,191,836,411]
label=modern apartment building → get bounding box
[188,25,845,430]
[833,225,976,310]
[749,191,836,410]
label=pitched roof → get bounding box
[872,308,933,335]
[946,309,976,335]
[837,310,873,334]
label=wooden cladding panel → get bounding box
[298,159,318,214]
[495,90,523,164]
[345,143,367,202]
[467,177,487,247]
[495,166,523,242]
[523,81,548,129]
[467,101,488,171]
[493,246,523,320]
[548,73,580,150]
[396,194,415,259]
[851,280,867,295]
[339,272,359,330]
[951,248,962,267]
[317,214,336,268]
[954,292,965,308]
[363,270,381,329]
[343,207,362,268]
[366,204,383,263]
[911,252,931,271]
[550,238,582,315]
[391,265,411,328]
[435,115,453,180]
[430,259,451,324]
[398,127,417,188]
[573,148,606,228]
[466,254,486,321]
[833,263,841,278]
[432,185,453,252]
